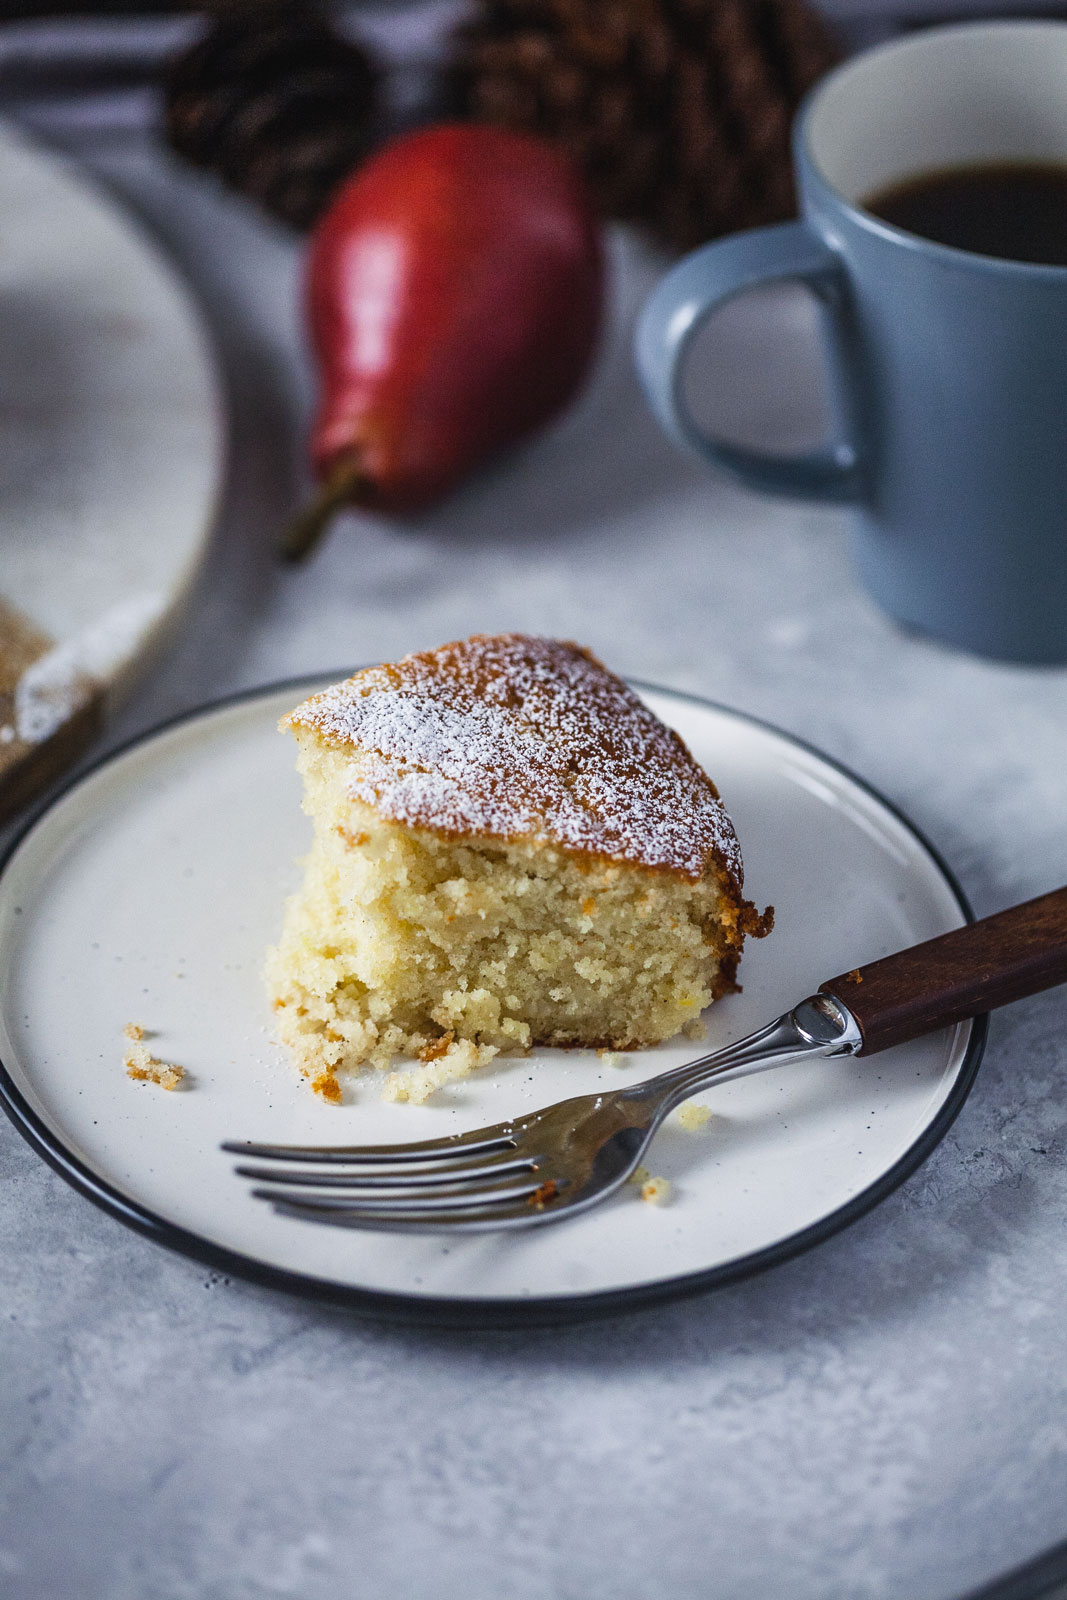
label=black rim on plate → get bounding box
[0,674,988,1329]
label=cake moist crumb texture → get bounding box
[266,634,772,1099]
[123,1023,185,1091]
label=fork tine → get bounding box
[220,1126,517,1164]
[250,1177,548,1213]
[233,1153,538,1189]
[260,1190,563,1232]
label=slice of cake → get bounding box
[265,634,771,1102]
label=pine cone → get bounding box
[448,0,842,251]
[163,3,380,230]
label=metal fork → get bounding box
[225,884,1067,1232]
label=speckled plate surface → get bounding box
[0,119,223,805]
[0,678,984,1325]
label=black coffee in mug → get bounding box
[864,161,1067,265]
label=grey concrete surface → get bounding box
[3,116,1067,1600]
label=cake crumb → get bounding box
[597,1049,628,1067]
[311,1070,342,1104]
[628,1164,651,1187]
[123,1021,145,1042]
[677,1101,712,1132]
[383,1039,499,1104]
[124,1040,184,1091]
[640,1175,672,1206]
[683,1018,707,1041]
[418,1030,455,1064]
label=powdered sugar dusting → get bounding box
[14,592,165,743]
[287,635,743,884]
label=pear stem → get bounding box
[280,457,368,563]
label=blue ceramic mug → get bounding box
[635,22,1067,664]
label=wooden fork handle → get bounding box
[820,884,1067,1054]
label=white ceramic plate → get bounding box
[0,679,983,1324]
[0,120,223,789]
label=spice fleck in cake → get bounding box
[266,635,772,1102]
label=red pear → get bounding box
[284,123,604,557]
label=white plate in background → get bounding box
[0,120,223,793]
[0,679,983,1324]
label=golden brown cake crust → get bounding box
[286,634,745,887]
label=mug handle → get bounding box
[635,221,864,503]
